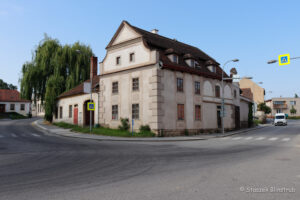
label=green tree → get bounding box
[295,94,299,98]
[257,102,271,114]
[290,106,297,115]
[0,79,17,90]
[20,34,93,122]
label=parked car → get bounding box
[274,113,287,126]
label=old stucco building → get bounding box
[266,97,300,117]
[54,21,252,135]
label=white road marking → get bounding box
[11,133,17,138]
[245,137,253,140]
[282,138,291,142]
[255,137,265,140]
[32,133,41,137]
[232,137,242,140]
[269,137,278,141]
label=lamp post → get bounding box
[76,49,92,133]
[267,56,300,64]
[221,59,239,134]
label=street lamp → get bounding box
[267,56,300,64]
[76,49,93,133]
[221,59,239,134]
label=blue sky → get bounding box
[0,0,299,99]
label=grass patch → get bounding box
[254,119,262,126]
[53,122,155,137]
[0,112,28,120]
[287,116,300,120]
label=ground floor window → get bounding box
[112,105,118,120]
[59,106,63,119]
[132,104,139,119]
[21,104,25,111]
[276,109,281,113]
[177,104,184,120]
[195,105,201,120]
[69,105,72,118]
[10,104,15,111]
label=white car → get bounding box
[274,113,287,126]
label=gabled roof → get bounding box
[106,21,229,80]
[58,76,100,99]
[0,89,31,102]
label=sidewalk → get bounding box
[32,119,271,142]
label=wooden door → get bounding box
[73,107,78,125]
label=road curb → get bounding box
[32,120,270,142]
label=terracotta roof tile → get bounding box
[241,88,253,100]
[0,89,31,102]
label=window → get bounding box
[190,59,195,67]
[112,105,118,120]
[59,106,63,119]
[21,104,25,111]
[276,109,282,113]
[10,104,15,111]
[234,90,237,98]
[132,78,139,91]
[290,101,296,105]
[112,81,118,94]
[195,105,201,121]
[177,104,184,120]
[177,78,183,92]
[69,105,72,118]
[172,55,178,63]
[132,104,139,119]
[129,53,135,62]
[195,81,201,95]
[116,56,121,65]
[215,85,220,98]
[274,101,285,105]
[55,107,58,119]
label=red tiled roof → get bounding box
[58,76,100,99]
[241,88,253,100]
[0,89,31,102]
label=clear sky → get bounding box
[1,0,299,99]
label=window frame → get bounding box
[177,104,185,120]
[116,56,121,65]
[112,105,118,120]
[10,104,15,111]
[112,81,119,94]
[195,105,201,121]
[215,85,220,98]
[20,104,25,111]
[132,78,139,91]
[132,104,139,120]
[195,81,201,95]
[129,52,135,62]
[69,105,72,118]
[177,78,184,92]
[59,106,63,119]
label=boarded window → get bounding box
[215,85,220,98]
[177,104,184,120]
[21,104,25,111]
[132,104,139,119]
[132,78,139,91]
[195,81,200,95]
[112,81,118,94]
[177,78,183,92]
[69,105,72,118]
[195,105,201,121]
[112,105,118,120]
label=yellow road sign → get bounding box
[87,102,95,111]
[278,54,290,65]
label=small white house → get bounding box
[0,89,31,116]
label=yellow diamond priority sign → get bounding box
[87,102,95,111]
[278,54,290,65]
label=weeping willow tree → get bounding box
[20,34,94,121]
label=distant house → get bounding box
[0,89,31,116]
[266,97,300,117]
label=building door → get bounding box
[235,106,240,129]
[0,104,5,113]
[73,105,78,125]
[84,100,94,126]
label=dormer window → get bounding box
[168,54,178,64]
[190,59,195,67]
[207,65,216,73]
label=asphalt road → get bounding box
[0,118,299,200]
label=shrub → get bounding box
[184,129,189,136]
[257,102,271,114]
[139,125,151,132]
[248,102,254,127]
[94,123,101,128]
[118,118,130,131]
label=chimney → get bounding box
[90,56,98,79]
[151,29,159,34]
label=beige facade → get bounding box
[239,78,264,104]
[268,97,300,117]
